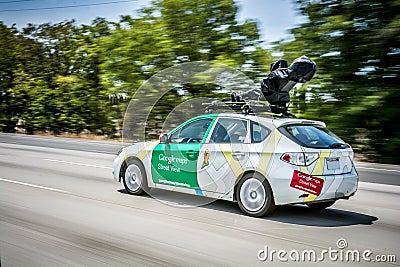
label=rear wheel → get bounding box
[236,173,276,217]
[306,200,336,210]
[122,158,147,195]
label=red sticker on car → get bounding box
[290,170,324,196]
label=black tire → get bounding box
[306,200,336,210]
[236,173,276,217]
[122,158,148,195]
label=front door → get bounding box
[151,117,214,189]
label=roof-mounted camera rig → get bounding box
[204,56,317,117]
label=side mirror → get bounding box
[159,133,169,144]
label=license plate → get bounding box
[326,158,340,170]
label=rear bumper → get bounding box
[270,167,358,205]
[313,171,358,202]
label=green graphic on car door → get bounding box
[151,116,216,189]
[151,143,201,188]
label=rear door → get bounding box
[198,117,249,195]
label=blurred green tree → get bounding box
[98,0,271,95]
[97,0,272,138]
[279,0,400,163]
[0,0,272,138]
[0,20,116,135]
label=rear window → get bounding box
[280,124,349,149]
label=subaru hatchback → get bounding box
[113,113,358,217]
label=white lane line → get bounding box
[356,166,400,173]
[43,159,113,170]
[0,133,121,146]
[358,182,400,194]
[0,177,69,193]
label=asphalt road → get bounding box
[0,133,399,266]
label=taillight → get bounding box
[281,152,319,166]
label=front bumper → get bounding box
[113,152,124,182]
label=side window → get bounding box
[210,118,247,143]
[251,121,271,143]
[170,118,212,143]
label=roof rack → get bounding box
[203,99,296,118]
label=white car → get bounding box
[113,113,358,217]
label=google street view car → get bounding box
[113,57,358,217]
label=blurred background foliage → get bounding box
[281,0,400,163]
[0,0,399,163]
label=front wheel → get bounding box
[306,200,336,210]
[122,158,147,195]
[236,173,276,217]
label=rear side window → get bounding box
[250,121,271,143]
[210,118,247,143]
[281,125,349,149]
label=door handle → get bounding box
[186,150,198,160]
[232,151,245,159]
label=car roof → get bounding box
[204,113,326,128]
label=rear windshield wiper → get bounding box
[330,142,347,148]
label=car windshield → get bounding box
[282,124,348,149]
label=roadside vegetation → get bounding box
[0,0,398,163]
